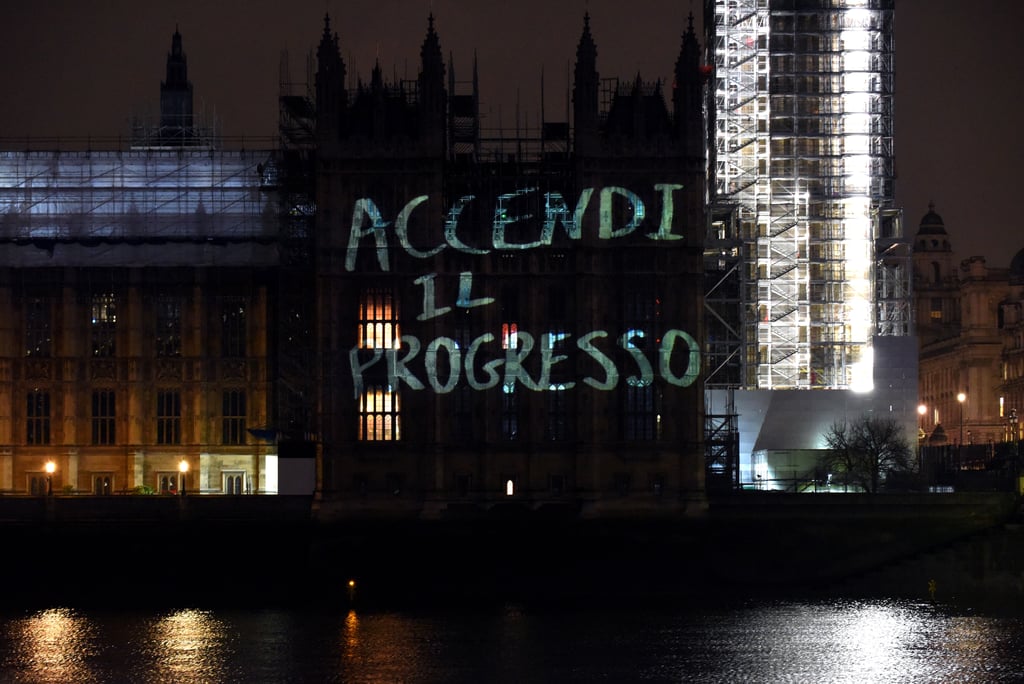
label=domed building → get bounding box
[913,203,1010,449]
[996,247,1024,441]
[912,203,959,347]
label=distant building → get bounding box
[913,204,1016,447]
[0,31,295,496]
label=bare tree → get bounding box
[821,415,914,493]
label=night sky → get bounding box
[1,0,1020,266]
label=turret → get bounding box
[160,27,194,142]
[673,14,703,156]
[419,14,446,116]
[572,13,599,155]
[315,13,347,142]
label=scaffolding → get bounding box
[262,50,318,444]
[0,149,275,247]
[710,0,896,390]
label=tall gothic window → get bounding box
[24,297,51,357]
[90,293,117,357]
[500,287,519,441]
[359,289,399,350]
[27,391,51,445]
[156,390,181,445]
[155,296,183,357]
[452,311,475,441]
[221,297,247,358]
[357,289,400,440]
[222,389,247,445]
[92,390,116,445]
[358,388,400,441]
[621,281,661,441]
[545,288,571,441]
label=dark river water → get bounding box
[2,598,1024,683]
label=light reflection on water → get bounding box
[0,599,1022,682]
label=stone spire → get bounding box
[160,27,194,139]
[573,13,599,154]
[673,13,703,154]
[418,14,447,148]
[315,13,347,141]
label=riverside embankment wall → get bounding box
[0,492,1016,608]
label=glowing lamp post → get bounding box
[1010,409,1020,476]
[957,392,966,471]
[178,459,189,497]
[44,460,56,496]
[957,392,966,446]
[917,404,927,473]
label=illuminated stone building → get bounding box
[704,0,917,487]
[913,205,1013,447]
[313,13,707,518]
[0,32,294,496]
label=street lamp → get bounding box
[957,392,966,446]
[917,404,928,473]
[44,460,56,496]
[1010,409,1020,477]
[178,459,189,497]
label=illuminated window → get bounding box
[221,297,247,358]
[357,290,400,441]
[359,289,399,349]
[222,389,247,445]
[90,293,117,357]
[359,386,400,440]
[505,478,515,496]
[26,391,50,445]
[24,297,51,357]
[930,298,942,321]
[501,287,519,350]
[155,296,183,357]
[156,390,181,445]
[91,390,116,445]
[501,323,519,350]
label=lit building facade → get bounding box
[313,13,708,518]
[0,32,296,496]
[705,0,915,486]
[913,206,1014,448]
